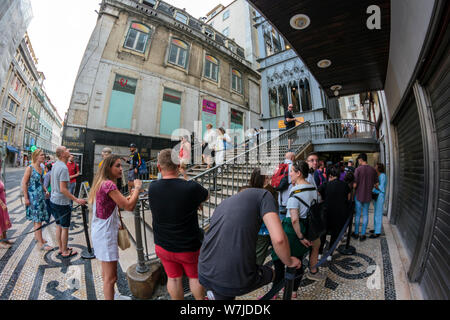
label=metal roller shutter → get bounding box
[393,96,425,259]
[421,45,450,300]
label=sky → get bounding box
[27,0,234,119]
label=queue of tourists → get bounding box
[0,134,386,301]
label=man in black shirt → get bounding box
[285,104,300,150]
[148,149,208,300]
[198,188,301,300]
[122,143,140,191]
[318,166,351,260]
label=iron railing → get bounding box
[128,122,313,267]
[191,122,312,230]
[310,119,376,141]
[126,118,377,269]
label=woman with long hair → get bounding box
[88,155,142,300]
[179,135,191,180]
[22,149,52,251]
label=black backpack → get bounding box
[289,188,327,241]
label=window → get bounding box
[223,10,230,21]
[160,88,182,136]
[279,85,288,115]
[106,74,137,130]
[168,39,189,68]
[231,69,242,93]
[204,55,219,82]
[142,0,156,7]
[300,80,312,111]
[8,98,18,114]
[124,22,151,53]
[227,41,236,53]
[348,96,356,106]
[174,12,188,24]
[290,84,300,113]
[204,27,215,39]
[222,27,229,37]
[269,88,278,117]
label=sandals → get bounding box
[60,249,78,258]
[39,244,54,251]
[58,247,73,255]
[0,242,12,249]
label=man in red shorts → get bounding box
[148,149,208,300]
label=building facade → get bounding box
[206,0,260,69]
[339,92,381,123]
[254,16,341,130]
[0,33,63,167]
[0,0,33,90]
[0,35,39,166]
[64,0,262,182]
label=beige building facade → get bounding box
[64,0,262,182]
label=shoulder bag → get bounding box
[117,209,131,250]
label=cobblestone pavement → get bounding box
[1,167,399,300]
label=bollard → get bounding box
[127,198,162,299]
[282,267,296,300]
[134,200,149,273]
[81,205,95,259]
[338,207,356,255]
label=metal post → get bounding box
[81,205,95,259]
[338,205,356,255]
[282,267,296,300]
[134,200,149,273]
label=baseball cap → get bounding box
[129,143,137,148]
[348,159,354,163]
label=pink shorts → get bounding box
[155,245,200,279]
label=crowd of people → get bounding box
[0,137,387,301]
[135,148,387,300]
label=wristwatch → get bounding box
[299,236,304,241]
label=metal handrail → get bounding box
[191,122,311,181]
[191,122,313,229]
[310,118,376,140]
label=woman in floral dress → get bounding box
[22,149,53,251]
[0,177,12,249]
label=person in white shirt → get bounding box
[215,128,231,167]
[304,152,326,281]
[203,124,217,169]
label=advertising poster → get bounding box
[201,99,217,139]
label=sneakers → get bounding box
[306,269,327,281]
[369,233,380,239]
[359,235,367,241]
[326,256,332,262]
[351,232,359,240]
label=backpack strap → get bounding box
[291,195,310,209]
[289,187,316,198]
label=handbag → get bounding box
[372,193,379,201]
[117,209,131,250]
